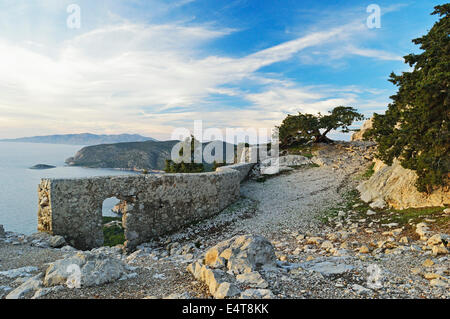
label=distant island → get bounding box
[66,140,237,171]
[0,133,157,146]
[29,164,56,170]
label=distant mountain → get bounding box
[0,133,157,145]
[65,140,238,171]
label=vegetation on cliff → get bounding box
[364,4,449,193]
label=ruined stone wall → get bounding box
[38,163,254,251]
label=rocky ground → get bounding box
[0,141,448,299]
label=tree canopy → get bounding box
[364,4,449,193]
[278,106,364,147]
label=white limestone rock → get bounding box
[43,251,128,287]
[5,273,43,299]
[0,266,39,279]
[236,271,268,289]
[213,282,241,299]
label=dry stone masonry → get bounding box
[37,163,253,251]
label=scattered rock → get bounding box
[431,246,448,256]
[424,273,441,280]
[352,284,372,295]
[31,286,64,299]
[429,279,448,288]
[49,235,66,248]
[213,282,241,299]
[5,274,43,299]
[416,223,431,240]
[423,259,434,267]
[236,272,268,289]
[203,235,277,275]
[321,240,334,251]
[369,198,386,209]
[427,234,445,246]
[299,257,354,276]
[359,246,370,254]
[0,266,39,279]
[240,288,274,299]
[163,292,191,299]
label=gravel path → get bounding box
[237,165,352,237]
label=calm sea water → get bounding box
[0,142,137,235]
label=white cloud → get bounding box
[0,14,398,139]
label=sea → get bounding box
[0,142,138,235]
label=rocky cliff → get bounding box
[65,140,179,170]
[65,140,238,171]
[357,159,449,210]
[351,118,373,141]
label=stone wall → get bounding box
[38,163,254,251]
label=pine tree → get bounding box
[364,4,449,193]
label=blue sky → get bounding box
[0,0,444,141]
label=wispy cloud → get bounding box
[0,2,403,139]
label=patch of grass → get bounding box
[380,206,447,226]
[286,144,315,158]
[316,189,371,224]
[361,162,375,179]
[102,216,124,247]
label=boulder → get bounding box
[43,251,128,287]
[0,266,38,279]
[188,235,276,299]
[49,235,66,248]
[357,159,449,209]
[235,272,268,289]
[27,232,66,249]
[204,235,277,274]
[213,282,241,299]
[5,274,43,299]
[299,257,354,276]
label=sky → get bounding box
[0,0,445,141]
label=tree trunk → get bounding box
[313,134,333,143]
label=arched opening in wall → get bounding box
[102,197,125,247]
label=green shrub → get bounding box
[364,5,449,193]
